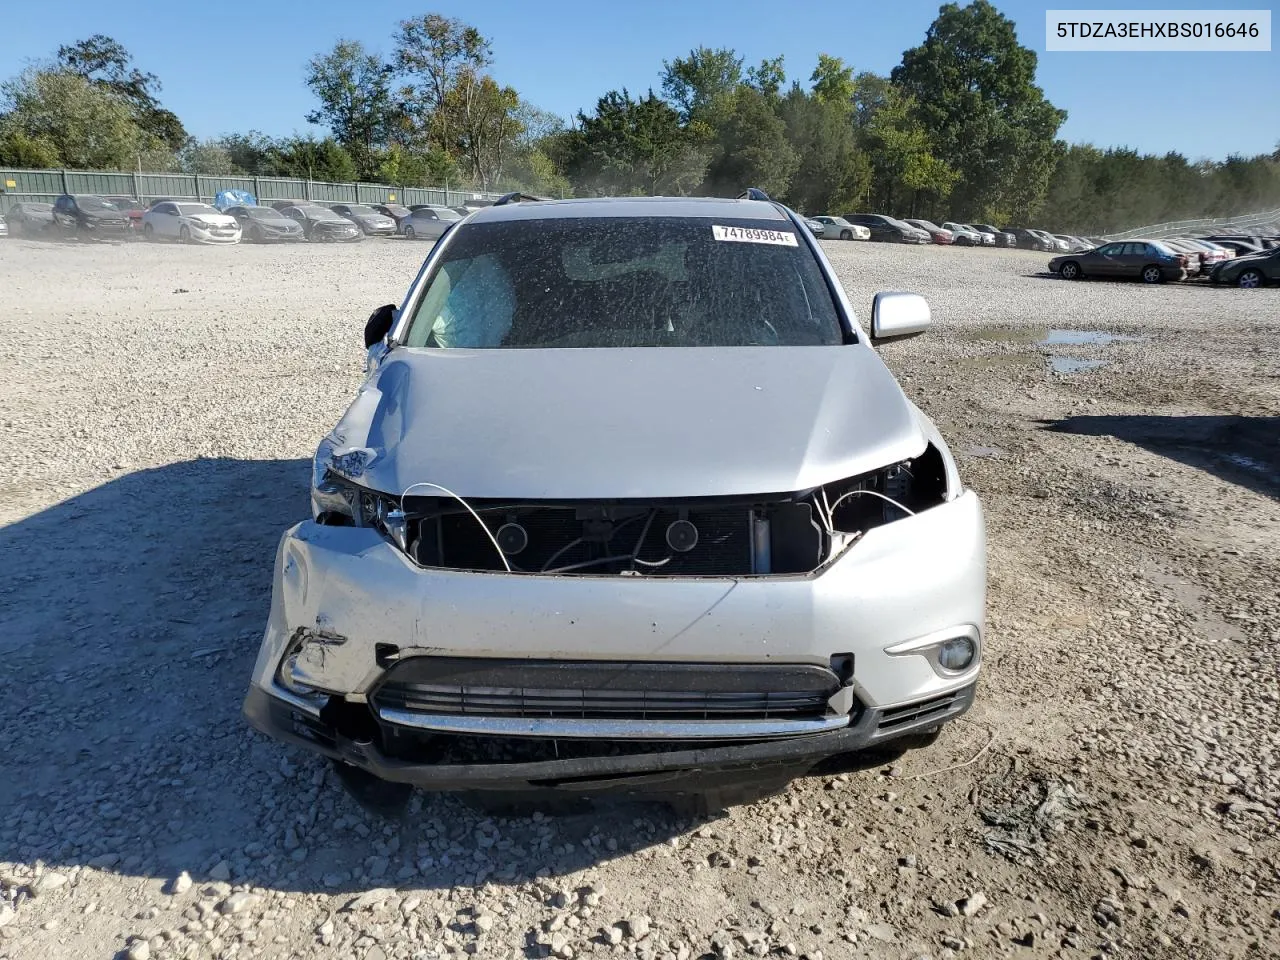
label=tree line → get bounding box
[2,3,1277,232]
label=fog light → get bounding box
[938,637,975,671]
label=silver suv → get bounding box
[243,191,986,809]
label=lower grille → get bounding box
[374,659,842,723]
[877,691,961,730]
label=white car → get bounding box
[142,201,241,244]
[941,222,986,247]
[243,191,986,811]
[812,216,871,241]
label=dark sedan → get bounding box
[330,203,398,236]
[279,204,362,241]
[1200,236,1265,256]
[226,205,305,243]
[971,223,1017,247]
[1003,227,1054,251]
[842,213,931,244]
[1210,247,1280,288]
[52,194,132,239]
[1049,239,1189,283]
[4,202,57,237]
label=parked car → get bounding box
[970,223,1016,247]
[400,205,463,240]
[1200,236,1265,256]
[1209,246,1280,287]
[4,201,56,237]
[142,201,241,243]
[372,203,413,226]
[903,219,953,245]
[804,218,825,237]
[105,196,147,233]
[243,192,985,810]
[1003,228,1053,252]
[226,205,305,243]
[52,194,132,239]
[1052,234,1093,253]
[331,203,398,237]
[271,199,307,211]
[1049,239,1189,283]
[1162,238,1227,273]
[280,204,363,241]
[812,216,871,241]
[842,213,931,244]
[934,222,978,246]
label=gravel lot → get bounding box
[1,234,1277,960]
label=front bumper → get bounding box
[244,680,976,793]
[244,491,985,787]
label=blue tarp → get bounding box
[213,189,256,211]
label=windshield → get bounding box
[242,207,281,219]
[404,217,843,349]
[424,207,462,221]
[382,205,410,216]
[177,203,220,216]
[25,203,53,213]
[910,220,941,231]
[76,196,118,211]
[344,205,377,215]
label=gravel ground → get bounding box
[0,234,1277,960]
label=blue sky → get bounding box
[2,0,1276,159]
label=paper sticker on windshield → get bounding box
[712,225,798,246]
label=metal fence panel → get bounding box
[0,166,503,214]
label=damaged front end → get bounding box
[243,435,983,799]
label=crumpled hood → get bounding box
[329,346,927,499]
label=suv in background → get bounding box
[244,190,986,811]
[842,213,931,244]
[971,224,1016,247]
[51,194,132,239]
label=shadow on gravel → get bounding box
[1043,415,1280,498]
[1,458,891,897]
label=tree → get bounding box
[393,14,491,155]
[703,86,798,198]
[810,54,855,108]
[178,139,239,175]
[661,47,742,122]
[746,57,786,98]
[778,85,870,214]
[56,35,186,149]
[265,136,358,182]
[447,73,522,189]
[859,85,957,215]
[892,0,1065,221]
[566,89,709,196]
[305,40,395,179]
[0,68,159,169]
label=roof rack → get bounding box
[493,192,549,206]
[737,187,772,201]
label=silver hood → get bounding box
[327,346,927,499]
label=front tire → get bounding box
[840,229,852,240]
[1059,261,1081,280]
[1141,264,1164,284]
[143,223,154,240]
[403,225,416,239]
[179,225,191,244]
[1238,269,1265,288]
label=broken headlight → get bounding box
[820,445,948,535]
[313,473,405,543]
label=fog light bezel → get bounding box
[937,636,976,672]
[884,624,982,678]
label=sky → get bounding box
[1,0,1276,160]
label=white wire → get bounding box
[398,481,512,572]
[827,488,916,517]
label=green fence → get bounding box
[0,168,502,214]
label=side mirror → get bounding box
[870,291,931,344]
[363,303,397,349]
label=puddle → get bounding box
[1049,357,1107,374]
[1224,453,1271,475]
[965,325,1046,343]
[1040,329,1140,347]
